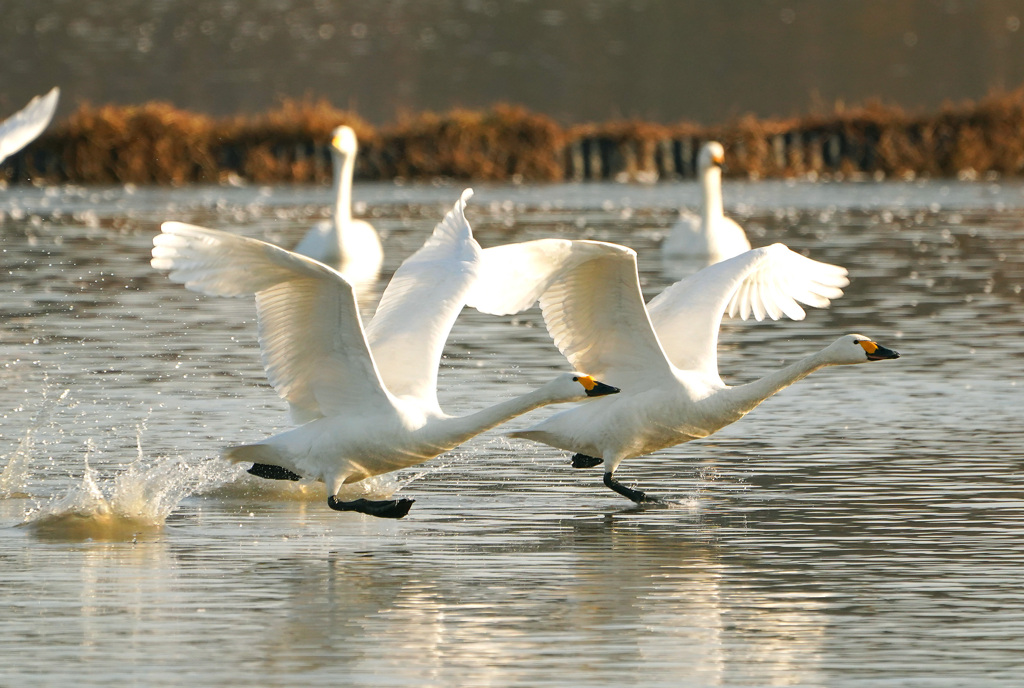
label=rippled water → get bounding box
[2,180,1024,686]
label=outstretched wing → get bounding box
[469,239,674,387]
[364,188,480,404]
[152,222,390,423]
[0,87,60,165]
[646,243,849,377]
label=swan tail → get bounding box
[508,428,568,449]
[223,443,283,466]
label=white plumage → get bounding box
[151,189,618,518]
[662,141,751,265]
[293,125,383,286]
[470,241,899,504]
[0,87,60,166]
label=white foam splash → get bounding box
[23,423,238,541]
[0,386,70,499]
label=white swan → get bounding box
[469,240,899,504]
[662,141,751,264]
[0,87,60,166]
[293,125,383,284]
[151,190,618,518]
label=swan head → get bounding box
[331,125,359,156]
[543,373,620,403]
[826,334,901,365]
[698,141,725,172]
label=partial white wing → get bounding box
[364,188,480,404]
[646,243,849,377]
[152,222,390,423]
[717,216,752,258]
[661,209,702,256]
[467,238,579,315]
[0,87,60,165]
[293,220,335,263]
[470,238,673,387]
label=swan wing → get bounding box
[0,87,60,165]
[469,239,673,386]
[293,220,335,262]
[152,222,390,423]
[717,216,752,258]
[646,243,849,376]
[365,189,480,404]
[467,238,582,316]
[661,210,702,256]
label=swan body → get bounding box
[152,190,617,518]
[0,87,60,166]
[662,141,751,264]
[293,125,383,284]
[469,240,899,503]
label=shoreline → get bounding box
[5,92,1024,185]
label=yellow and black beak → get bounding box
[711,151,725,167]
[577,375,620,397]
[859,340,900,361]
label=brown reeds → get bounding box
[374,104,564,181]
[6,90,1024,185]
[59,102,218,184]
[214,98,373,184]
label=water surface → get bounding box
[2,180,1023,686]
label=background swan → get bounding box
[151,189,617,518]
[469,241,899,504]
[662,141,751,266]
[0,87,60,166]
[293,125,383,285]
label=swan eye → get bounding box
[572,376,579,382]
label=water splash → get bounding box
[0,386,70,499]
[23,423,237,542]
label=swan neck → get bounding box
[433,387,558,448]
[331,149,354,226]
[727,348,830,416]
[701,165,724,224]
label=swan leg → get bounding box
[327,496,414,519]
[247,463,302,481]
[603,472,663,504]
[571,453,603,468]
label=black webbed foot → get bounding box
[571,453,603,469]
[327,496,414,519]
[248,463,302,481]
[603,472,664,505]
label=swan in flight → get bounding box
[151,190,618,518]
[662,141,751,265]
[469,241,899,504]
[0,87,60,166]
[293,125,383,285]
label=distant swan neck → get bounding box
[332,149,355,227]
[701,165,724,225]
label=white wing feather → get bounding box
[365,188,480,404]
[467,238,578,315]
[646,243,849,377]
[470,239,673,387]
[0,87,60,165]
[152,222,390,423]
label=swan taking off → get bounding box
[293,125,383,285]
[469,241,899,504]
[662,141,751,265]
[151,190,618,518]
[0,87,60,166]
